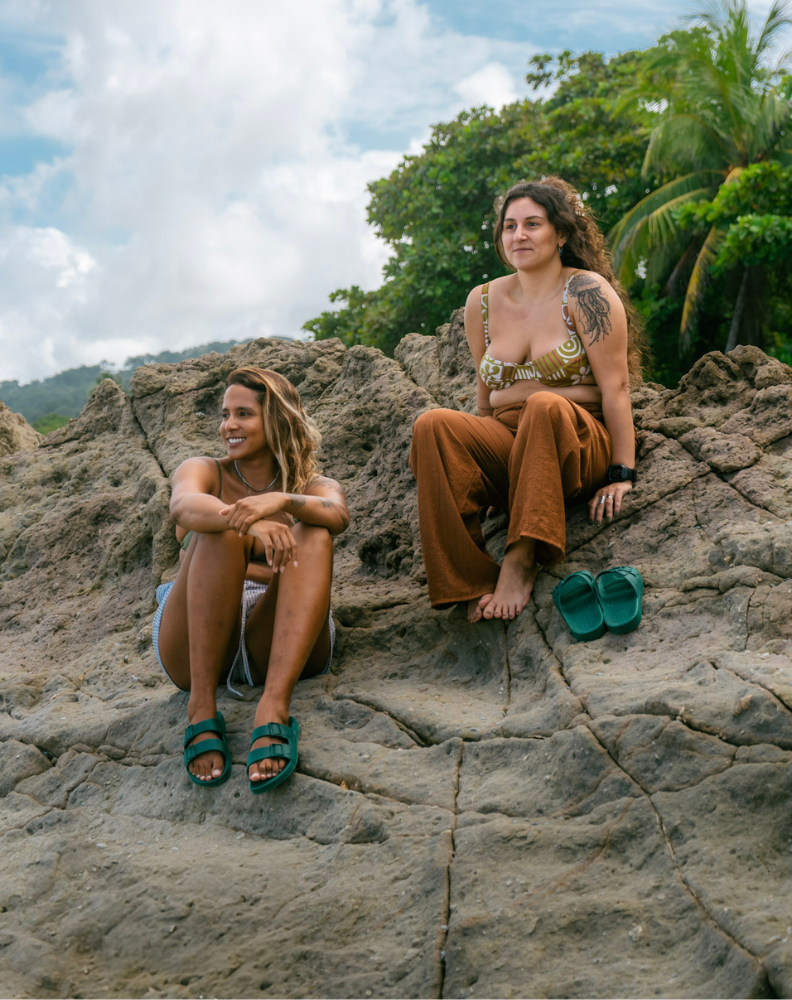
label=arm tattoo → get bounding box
[286,494,307,509]
[319,498,335,509]
[569,275,612,345]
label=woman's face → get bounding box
[501,197,564,271]
[220,384,267,458]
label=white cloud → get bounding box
[454,64,518,109]
[0,0,536,382]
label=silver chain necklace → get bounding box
[234,460,278,495]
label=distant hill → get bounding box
[0,340,250,429]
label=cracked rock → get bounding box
[2,338,792,997]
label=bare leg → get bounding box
[157,530,251,781]
[243,523,333,784]
[481,537,540,621]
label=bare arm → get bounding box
[170,458,231,532]
[464,285,494,417]
[221,475,350,537]
[568,272,635,469]
[282,476,350,535]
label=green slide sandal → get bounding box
[552,571,605,642]
[595,566,643,635]
[247,717,300,794]
[183,712,232,788]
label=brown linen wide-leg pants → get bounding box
[409,391,611,608]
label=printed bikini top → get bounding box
[478,272,593,389]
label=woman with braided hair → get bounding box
[410,176,644,621]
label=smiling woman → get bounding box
[151,366,349,793]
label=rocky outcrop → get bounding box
[0,401,41,457]
[2,336,792,998]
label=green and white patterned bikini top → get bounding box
[478,272,593,389]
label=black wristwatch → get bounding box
[608,464,637,483]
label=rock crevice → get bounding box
[2,333,792,998]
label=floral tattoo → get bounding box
[569,274,612,345]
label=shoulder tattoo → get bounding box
[569,274,612,345]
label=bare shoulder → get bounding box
[465,283,485,309]
[566,270,623,347]
[173,456,218,482]
[306,474,345,497]
[567,269,613,296]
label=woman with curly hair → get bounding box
[410,177,643,622]
[153,366,349,790]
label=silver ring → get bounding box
[598,497,606,505]
[606,495,615,500]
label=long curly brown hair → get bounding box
[493,176,647,384]
[225,366,321,495]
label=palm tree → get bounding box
[610,0,792,352]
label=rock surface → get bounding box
[0,401,41,457]
[2,335,792,998]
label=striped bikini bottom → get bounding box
[151,579,335,697]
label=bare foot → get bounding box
[467,594,493,623]
[481,542,540,621]
[248,695,291,785]
[185,700,226,783]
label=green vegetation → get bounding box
[305,49,655,358]
[31,413,71,434]
[305,0,792,387]
[610,0,792,354]
[1,340,242,424]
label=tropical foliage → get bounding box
[306,50,655,357]
[307,1,792,385]
[610,0,792,352]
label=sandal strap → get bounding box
[184,737,227,765]
[184,712,226,747]
[248,743,294,765]
[251,721,294,742]
[554,570,595,597]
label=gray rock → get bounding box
[2,335,792,997]
[0,400,41,457]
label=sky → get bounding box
[0,0,781,384]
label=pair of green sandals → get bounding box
[182,712,300,792]
[552,565,643,641]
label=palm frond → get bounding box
[614,186,717,282]
[609,171,721,261]
[665,239,704,297]
[644,112,731,174]
[680,225,726,351]
[757,0,792,57]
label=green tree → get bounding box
[305,50,655,356]
[676,161,792,352]
[610,0,792,352]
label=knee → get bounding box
[194,528,253,554]
[292,522,333,551]
[412,408,467,454]
[413,408,448,439]
[523,392,567,422]
[524,391,561,412]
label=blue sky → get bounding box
[0,0,780,383]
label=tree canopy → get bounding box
[306,1,792,386]
[305,50,655,357]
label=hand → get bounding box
[247,519,297,572]
[220,493,286,535]
[589,481,633,526]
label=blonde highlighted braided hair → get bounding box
[493,176,647,384]
[225,366,321,495]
